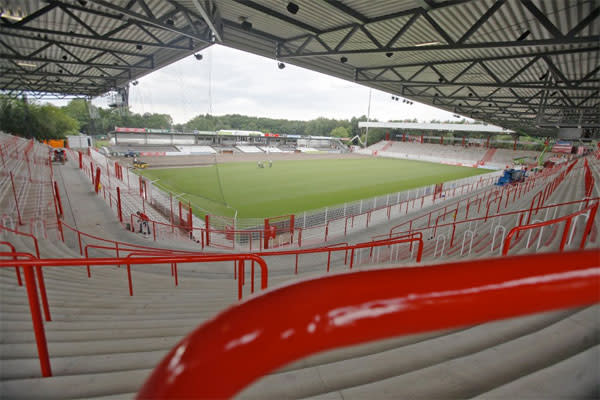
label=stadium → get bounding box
[0,1,599,399]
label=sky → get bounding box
[71,44,468,125]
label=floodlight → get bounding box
[287,2,299,14]
[340,56,348,63]
[385,52,393,58]
[278,62,285,70]
[241,20,253,31]
[194,53,203,61]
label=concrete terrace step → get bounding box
[238,307,579,399]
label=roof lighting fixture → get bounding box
[278,62,286,70]
[239,17,252,31]
[194,53,203,60]
[385,52,393,58]
[414,41,440,47]
[62,55,68,61]
[340,56,348,63]
[77,0,88,6]
[0,7,24,21]
[438,77,444,83]
[539,71,549,81]
[136,44,143,50]
[166,18,174,26]
[132,80,139,86]
[516,30,531,41]
[286,2,299,14]
[17,62,37,68]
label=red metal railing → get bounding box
[584,159,595,201]
[502,201,599,255]
[0,223,51,321]
[0,251,269,378]
[137,250,600,399]
[373,197,600,257]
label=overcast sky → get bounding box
[86,45,467,124]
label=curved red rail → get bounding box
[503,201,599,255]
[137,250,600,399]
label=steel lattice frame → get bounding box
[1,0,598,137]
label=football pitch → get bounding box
[139,158,489,218]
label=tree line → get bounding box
[1,97,541,147]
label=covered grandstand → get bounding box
[1,1,599,399]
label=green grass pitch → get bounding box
[139,158,489,218]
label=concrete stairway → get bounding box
[1,138,598,399]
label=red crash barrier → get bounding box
[138,250,600,399]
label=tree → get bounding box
[0,95,79,139]
[330,126,349,137]
[62,99,91,134]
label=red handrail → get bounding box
[503,201,599,255]
[137,250,600,399]
[0,251,269,377]
[372,197,600,248]
[0,223,51,321]
[0,251,51,377]
[0,241,21,285]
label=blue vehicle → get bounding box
[496,168,526,186]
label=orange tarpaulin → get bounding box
[44,139,65,148]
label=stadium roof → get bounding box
[1,1,598,137]
[359,122,513,133]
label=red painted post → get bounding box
[264,219,269,250]
[237,260,244,300]
[205,215,210,247]
[179,202,183,226]
[54,182,63,218]
[127,263,133,296]
[117,187,123,222]
[559,219,571,251]
[10,172,23,225]
[78,151,83,169]
[94,167,101,194]
[295,254,299,274]
[23,265,52,377]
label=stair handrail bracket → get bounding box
[137,250,600,399]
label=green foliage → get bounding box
[181,113,370,138]
[61,99,173,135]
[330,126,350,137]
[0,95,79,139]
[139,158,487,218]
